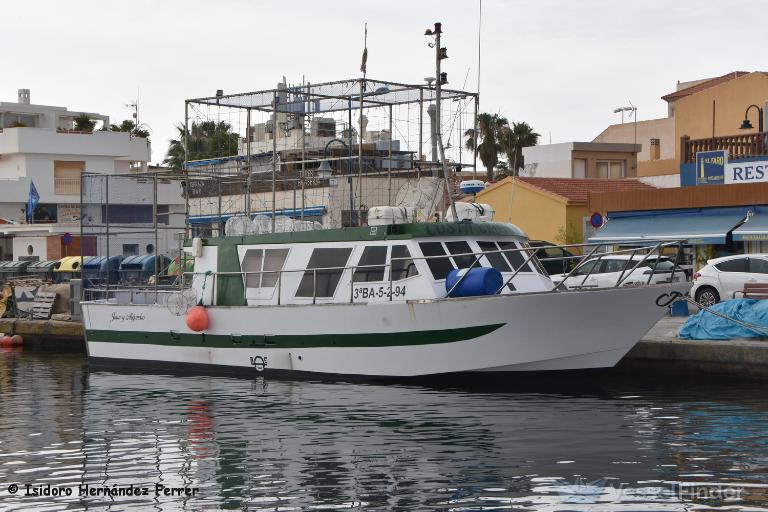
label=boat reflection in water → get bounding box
[0,352,766,510]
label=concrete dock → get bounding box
[619,316,768,380]
[0,318,84,351]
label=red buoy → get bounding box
[186,305,209,332]
[0,335,12,346]
[10,335,23,346]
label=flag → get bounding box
[27,181,39,222]
[359,23,368,75]
[360,47,368,75]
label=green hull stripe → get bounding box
[86,323,505,349]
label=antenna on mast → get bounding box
[424,22,458,223]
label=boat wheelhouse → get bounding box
[192,222,552,308]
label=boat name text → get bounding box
[111,312,146,322]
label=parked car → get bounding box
[690,253,768,306]
[528,241,578,276]
[552,255,686,289]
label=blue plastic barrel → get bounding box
[445,267,503,297]
[670,299,690,317]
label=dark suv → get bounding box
[528,241,578,276]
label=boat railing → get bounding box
[83,285,184,304]
[174,239,686,306]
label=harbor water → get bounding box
[0,349,767,511]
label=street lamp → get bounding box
[739,104,764,132]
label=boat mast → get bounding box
[429,22,458,223]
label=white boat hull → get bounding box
[83,283,688,377]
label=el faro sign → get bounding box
[725,160,768,184]
[692,149,768,185]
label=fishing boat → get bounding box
[82,219,689,377]
[81,26,689,378]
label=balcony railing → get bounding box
[681,132,768,163]
[56,130,94,135]
[54,178,81,195]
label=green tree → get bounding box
[73,114,96,132]
[109,119,150,140]
[164,121,240,170]
[501,121,540,176]
[464,113,508,181]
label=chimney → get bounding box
[18,89,30,105]
[650,138,660,161]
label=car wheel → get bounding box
[695,286,720,307]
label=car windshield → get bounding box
[602,259,632,273]
[628,257,676,272]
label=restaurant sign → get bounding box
[695,150,727,185]
[725,160,768,184]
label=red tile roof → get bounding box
[514,177,656,204]
[661,71,749,102]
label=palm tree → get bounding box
[464,113,508,181]
[501,122,540,176]
[164,121,240,170]
[73,114,96,132]
[109,119,150,140]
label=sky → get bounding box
[2,0,765,163]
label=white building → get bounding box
[0,89,184,261]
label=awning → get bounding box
[189,207,326,225]
[733,213,768,241]
[589,211,746,245]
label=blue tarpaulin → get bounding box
[679,299,768,340]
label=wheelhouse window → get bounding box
[522,243,548,275]
[353,246,387,282]
[391,245,418,281]
[478,241,511,272]
[419,242,454,280]
[262,249,289,287]
[242,250,263,288]
[242,248,289,288]
[296,247,353,297]
[445,241,476,269]
[497,242,533,273]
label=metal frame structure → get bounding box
[183,77,479,232]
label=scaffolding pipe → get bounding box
[183,101,190,236]
[418,88,423,162]
[246,108,252,217]
[271,95,277,232]
[472,94,478,180]
[357,80,364,225]
[153,174,159,301]
[388,104,393,204]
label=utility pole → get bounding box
[425,22,458,223]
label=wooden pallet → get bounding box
[30,292,57,320]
